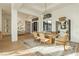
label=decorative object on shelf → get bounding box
[59,17,66,21]
[60,20,68,29]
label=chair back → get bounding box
[32,32,37,38]
[63,33,69,41]
[39,32,45,39]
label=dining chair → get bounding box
[39,32,50,44]
[32,32,40,41]
[55,33,69,51]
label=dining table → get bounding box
[45,32,58,44]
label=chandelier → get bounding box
[42,3,47,15]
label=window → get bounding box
[43,20,52,32]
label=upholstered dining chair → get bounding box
[55,33,69,51]
[39,32,50,44]
[32,32,40,41]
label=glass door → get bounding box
[32,22,38,32]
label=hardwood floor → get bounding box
[18,33,33,40]
[0,33,33,52]
[0,33,76,56]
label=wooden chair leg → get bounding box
[64,44,67,51]
[64,44,66,51]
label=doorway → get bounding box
[25,21,31,33]
[32,21,38,32]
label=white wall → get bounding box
[18,16,26,33]
[18,14,32,33]
[2,13,11,34]
[0,8,2,31]
[50,4,79,42]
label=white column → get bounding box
[30,20,32,33]
[11,4,18,42]
[51,16,56,32]
[0,8,2,32]
[38,15,43,32]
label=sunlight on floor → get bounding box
[0,45,72,56]
[66,53,79,56]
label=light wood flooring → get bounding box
[0,33,33,52]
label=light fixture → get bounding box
[43,3,47,15]
[42,3,52,19]
[42,3,47,15]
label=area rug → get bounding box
[0,39,75,56]
[20,39,74,56]
[0,44,73,56]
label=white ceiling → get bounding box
[17,3,76,16]
[18,3,62,16]
[22,3,60,12]
[18,12,37,20]
[0,3,77,17]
